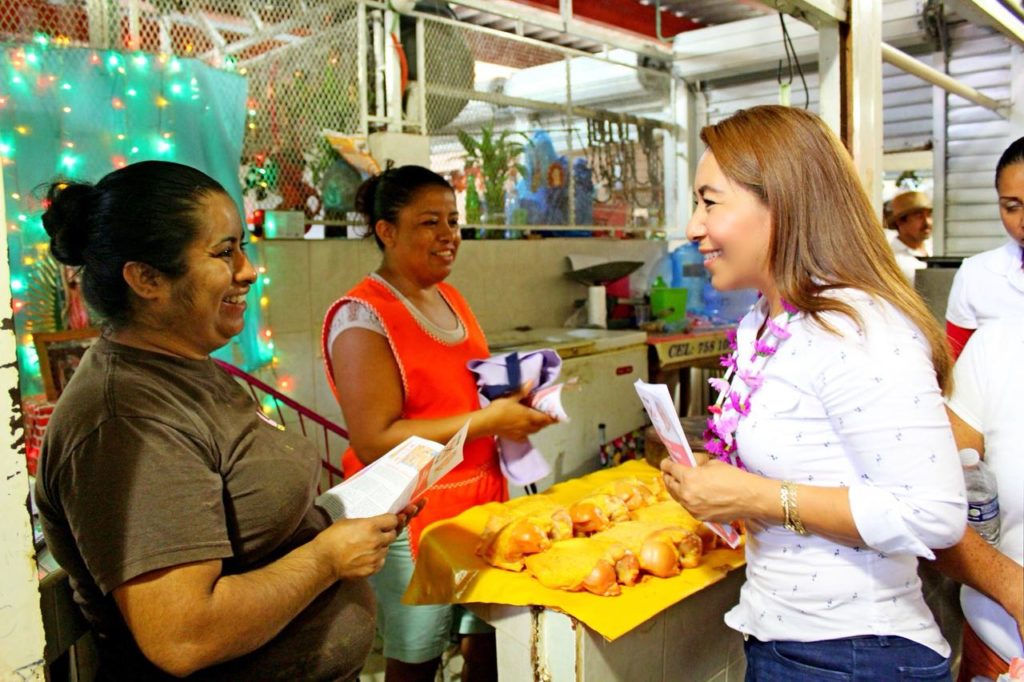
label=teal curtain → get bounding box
[2,42,272,396]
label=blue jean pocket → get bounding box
[766,641,853,681]
[897,658,951,681]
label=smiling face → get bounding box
[163,191,256,357]
[686,150,774,294]
[377,185,460,286]
[997,161,1024,247]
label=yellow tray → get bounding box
[404,459,745,641]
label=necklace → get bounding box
[704,299,798,469]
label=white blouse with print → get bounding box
[723,289,966,657]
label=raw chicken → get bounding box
[524,538,635,596]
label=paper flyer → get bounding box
[633,379,742,549]
[527,380,573,422]
[317,420,469,520]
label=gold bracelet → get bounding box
[780,481,809,536]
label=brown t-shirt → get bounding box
[35,338,375,681]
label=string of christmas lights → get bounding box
[1,36,276,400]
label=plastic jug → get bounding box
[673,243,705,314]
[703,281,723,322]
[668,247,684,288]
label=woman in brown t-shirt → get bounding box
[35,160,415,680]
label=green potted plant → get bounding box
[456,123,529,226]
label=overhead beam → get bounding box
[424,82,679,134]
[672,14,818,79]
[444,0,674,59]
[947,0,1024,45]
[818,21,841,134]
[671,1,927,81]
[757,0,846,26]
[201,1,344,60]
[881,42,1008,115]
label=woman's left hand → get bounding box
[396,499,426,533]
[659,457,762,522]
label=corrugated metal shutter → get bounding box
[704,71,820,124]
[703,63,933,153]
[883,61,935,152]
[943,23,1018,256]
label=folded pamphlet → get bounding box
[317,421,469,520]
[527,379,572,422]
[633,380,742,549]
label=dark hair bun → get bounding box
[354,173,381,217]
[42,181,94,267]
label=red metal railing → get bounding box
[214,359,347,492]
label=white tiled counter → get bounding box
[470,568,747,682]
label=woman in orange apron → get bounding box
[323,165,555,682]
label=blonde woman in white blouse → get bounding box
[660,105,966,681]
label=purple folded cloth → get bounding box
[467,349,562,486]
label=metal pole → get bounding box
[881,42,1007,115]
[423,82,678,135]
[85,0,112,49]
[383,8,402,131]
[416,15,427,135]
[931,51,948,257]
[847,0,884,213]
[372,12,385,122]
[565,56,575,228]
[358,0,369,138]
[128,0,141,50]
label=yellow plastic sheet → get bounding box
[404,460,745,641]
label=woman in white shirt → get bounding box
[934,318,1024,681]
[661,105,966,681]
[945,136,1024,359]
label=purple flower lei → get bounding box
[704,300,798,468]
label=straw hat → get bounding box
[890,191,932,223]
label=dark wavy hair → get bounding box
[42,160,227,328]
[995,136,1024,188]
[354,165,453,249]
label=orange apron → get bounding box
[322,277,507,556]
[957,622,1010,682]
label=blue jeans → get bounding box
[744,635,951,681]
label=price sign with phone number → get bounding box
[649,328,734,371]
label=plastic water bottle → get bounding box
[674,242,706,314]
[702,281,723,322]
[669,247,685,288]
[960,448,1000,545]
[649,254,675,292]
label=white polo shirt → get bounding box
[946,318,1024,662]
[945,239,1024,329]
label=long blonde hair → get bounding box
[700,105,951,393]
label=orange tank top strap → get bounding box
[321,276,507,556]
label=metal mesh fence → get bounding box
[2,0,677,231]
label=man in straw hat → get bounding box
[887,190,933,283]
